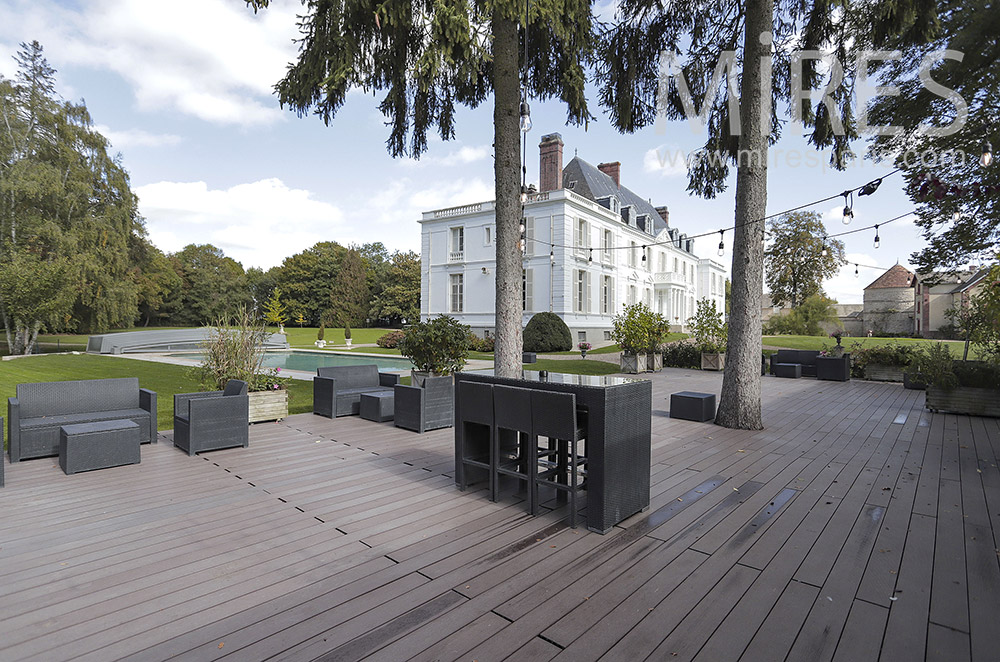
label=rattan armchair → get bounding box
[394,376,454,433]
[173,380,249,456]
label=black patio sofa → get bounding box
[7,378,157,462]
[313,365,400,418]
[769,349,821,378]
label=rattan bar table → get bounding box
[454,370,652,534]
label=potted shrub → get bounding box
[199,307,289,423]
[344,324,352,348]
[316,323,326,348]
[853,341,915,382]
[611,303,655,374]
[907,343,1000,417]
[398,315,471,385]
[688,299,726,371]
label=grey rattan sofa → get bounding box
[313,365,400,418]
[393,376,454,433]
[7,378,157,462]
[173,380,249,456]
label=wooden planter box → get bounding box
[925,386,1000,417]
[249,389,288,423]
[701,352,725,371]
[865,364,905,382]
[816,355,851,382]
[903,372,926,390]
[646,353,663,372]
[620,353,646,374]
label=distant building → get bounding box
[418,133,727,341]
[914,267,992,337]
[862,264,916,336]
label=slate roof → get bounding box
[864,264,915,290]
[562,156,668,236]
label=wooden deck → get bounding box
[1,369,999,661]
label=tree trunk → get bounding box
[715,0,771,431]
[492,13,523,378]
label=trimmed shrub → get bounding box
[471,335,495,353]
[377,330,406,348]
[523,312,573,353]
[661,342,701,369]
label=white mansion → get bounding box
[419,133,727,342]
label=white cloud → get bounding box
[136,178,347,269]
[400,144,491,169]
[93,124,181,149]
[136,175,495,269]
[0,0,301,127]
[0,42,15,78]
[643,145,688,178]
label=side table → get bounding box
[360,392,394,422]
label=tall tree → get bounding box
[131,238,182,327]
[0,41,144,350]
[326,248,368,327]
[369,250,421,326]
[862,0,998,272]
[272,241,347,325]
[245,0,593,377]
[597,1,854,429]
[166,244,249,326]
[765,211,846,307]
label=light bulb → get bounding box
[981,140,992,167]
[588,249,593,262]
[822,246,828,257]
[842,206,854,225]
[549,249,555,264]
[519,101,532,133]
[641,245,647,262]
[873,224,880,249]
[717,241,725,257]
[854,264,859,277]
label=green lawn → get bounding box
[763,335,980,358]
[0,354,313,434]
[281,326,396,346]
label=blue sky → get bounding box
[0,0,927,303]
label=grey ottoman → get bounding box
[60,420,141,475]
[670,392,716,422]
[522,352,537,363]
[360,392,394,422]
[773,363,802,379]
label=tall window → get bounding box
[575,270,586,312]
[629,285,637,306]
[673,257,679,273]
[602,275,613,314]
[450,227,464,261]
[450,274,464,312]
[629,241,637,267]
[524,217,535,256]
[603,229,613,263]
[484,226,492,245]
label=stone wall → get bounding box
[863,287,915,336]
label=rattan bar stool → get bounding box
[530,390,588,527]
[492,385,535,509]
[458,381,494,496]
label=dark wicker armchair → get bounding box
[394,376,454,433]
[173,380,249,456]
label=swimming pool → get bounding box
[168,350,414,373]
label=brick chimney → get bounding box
[598,161,621,188]
[539,133,564,193]
[655,206,669,226]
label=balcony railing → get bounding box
[449,250,465,262]
[654,272,687,286]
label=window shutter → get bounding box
[586,272,592,313]
[525,217,534,255]
[525,269,533,311]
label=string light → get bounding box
[981,140,992,168]
[841,190,854,225]
[588,248,593,262]
[854,263,859,277]
[717,230,725,257]
[549,248,554,264]
[873,224,880,249]
[641,245,647,262]
[519,101,532,134]
[821,236,828,257]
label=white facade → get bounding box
[419,188,727,341]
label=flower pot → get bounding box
[411,370,435,387]
[701,352,725,371]
[647,353,663,372]
[248,389,288,423]
[315,340,326,348]
[345,339,352,348]
[620,352,646,374]
[925,386,1000,417]
[580,350,587,359]
[864,363,905,382]
[903,372,926,390]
